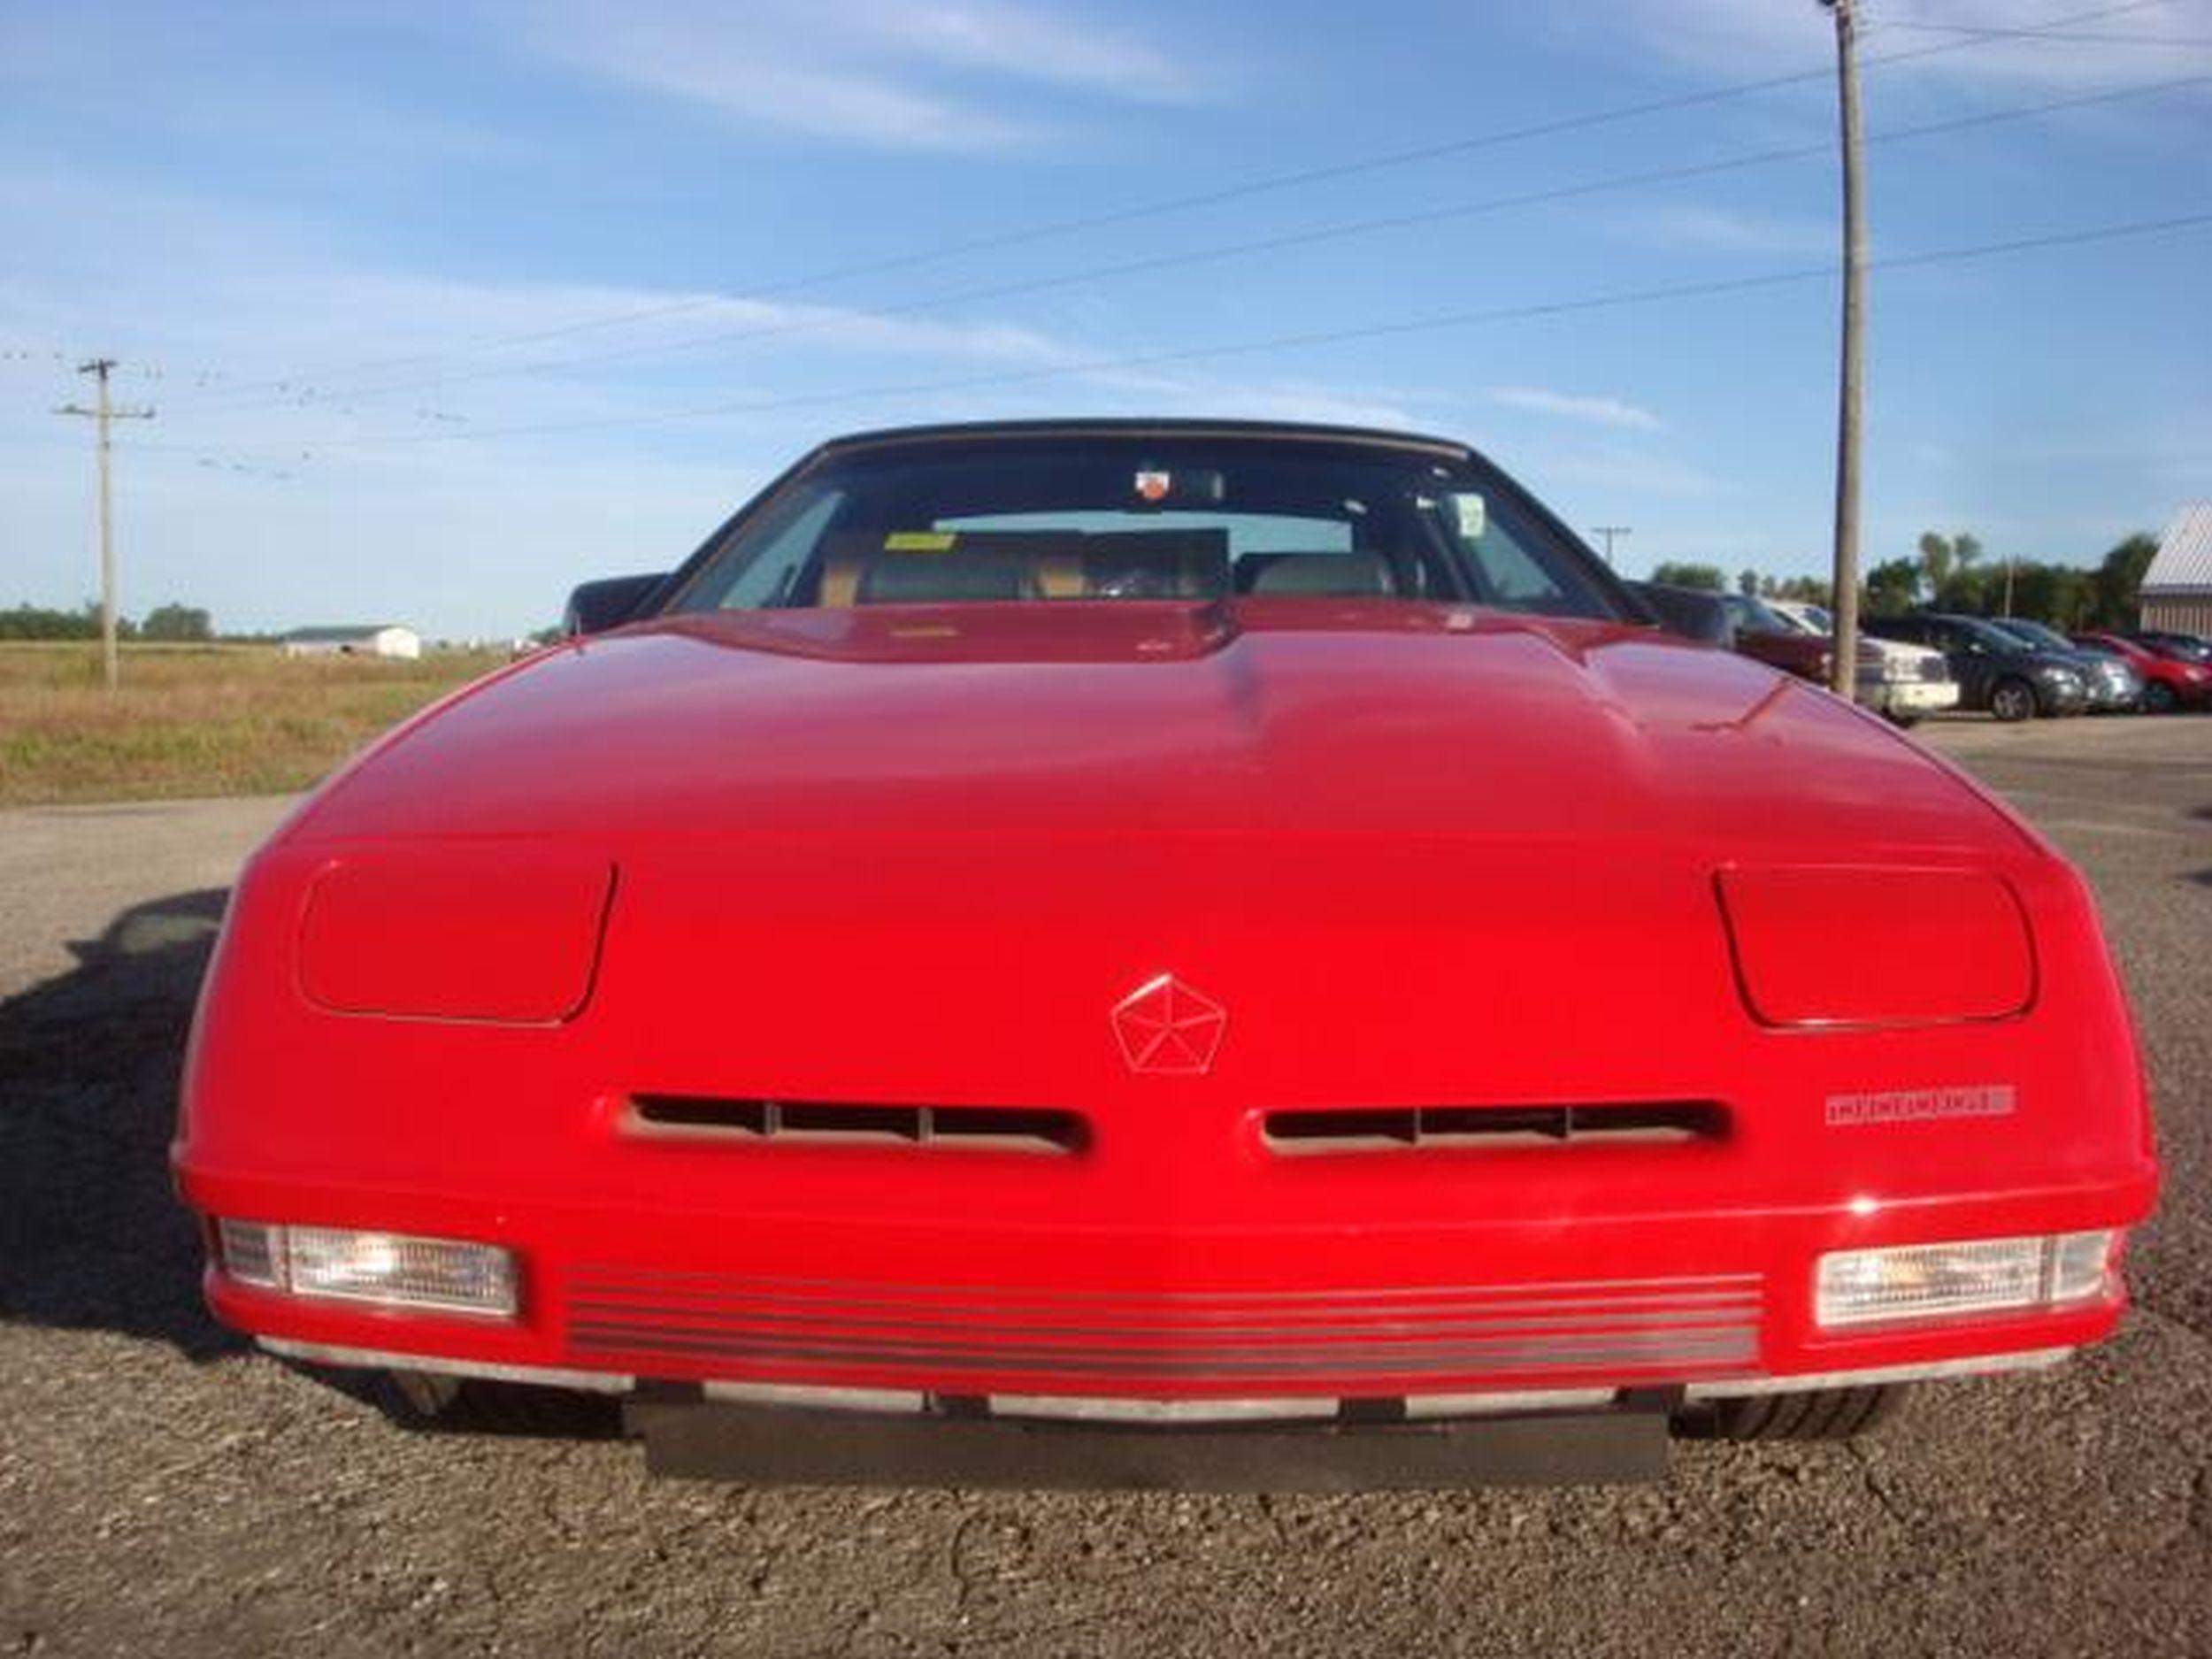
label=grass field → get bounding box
[0,642,510,807]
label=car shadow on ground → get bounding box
[0,886,611,1434]
[0,887,244,1359]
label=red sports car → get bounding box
[176,421,2157,1488]
[2070,629,2212,712]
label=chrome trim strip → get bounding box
[257,1337,634,1394]
[254,1338,2073,1411]
[989,1394,1339,1424]
[1403,1388,1619,1418]
[702,1379,927,1412]
[1682,1347,2072,1399]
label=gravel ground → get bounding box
[3,715,2208,1658]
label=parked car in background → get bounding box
[174,419,2157,1485]
[1985,618,2142,714]
[2071,630,2212,713]
[1767,600,1958,727]
[1863,612,2088,721]
[1718,592,1840,682]
[2122,629,2212,667]
[1624,580,1733,647]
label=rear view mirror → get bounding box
[1624,580,1734,648]
[564,572,668,637]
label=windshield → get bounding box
[2148,634,2212,663]
[668,435,1624,619]
[1953,617,2027,652]
[1998,618,2076,651]
[1765,603,1830,636]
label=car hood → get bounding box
[294,601,2029,862]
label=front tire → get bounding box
[1682,1384,1908,1441]
[2144,682,2178,715]
[1989,678,2037,723]
[1883,710,1923,730]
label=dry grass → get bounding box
[0,642,511,807]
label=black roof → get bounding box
[815,417,1473,460]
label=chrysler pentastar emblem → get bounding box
[1111,973,1227,1076]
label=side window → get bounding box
[712,489,845,609]
[1453,500,1575,611]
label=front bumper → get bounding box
[2037,679,2090,714]
[1865,678,1959,716]
[186,1164,2143,1409]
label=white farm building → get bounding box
[280,625,422,660]
[2140,503,2212,635]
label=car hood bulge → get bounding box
[295,602,2026,862]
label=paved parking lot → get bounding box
[3,715,2208,1658]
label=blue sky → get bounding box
[2,0,2208,640]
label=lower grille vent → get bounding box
[628,1095,1087,1155]
[565,1269,1764,1386]
[1263,1102,1726,1154]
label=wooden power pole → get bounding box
[1589,526,1632,568]
[55,358,155,691]
[1822,0,1866,700]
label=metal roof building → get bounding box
[2142,503,2212,634]
[280,624,422,660]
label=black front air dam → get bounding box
[625,1397,1670,1491]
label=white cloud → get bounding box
[1489,385,1664,431]
[517,0,1209,151]
[860,1,1201,100]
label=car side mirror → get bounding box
[564,572,668,637]
[1622,580,1733,647]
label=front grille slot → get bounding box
[628,1096,1087,1155]
[1263,1102,1726,1154]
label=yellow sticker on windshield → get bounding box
[884,531,956,551]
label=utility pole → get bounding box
[55,358,155,691]
[1589,526,1632,567]
[1822,0,1865,700]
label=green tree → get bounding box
[1736,568,1760,596]
[1863,557,1919,615]
[1650,561,1727,591]
[1916,531,1955,595]
[0,603,97,641]
[2090,533,2158,627]
[140,603,213,641]
[2004,563,2093,628]
[1770,573,1834,605]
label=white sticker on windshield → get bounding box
[1453,493,1487,540]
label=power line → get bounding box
[144,208,2208,456]
[1878,20,2212,46]
[171,66,2212,418]
[158,0,2170,412]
